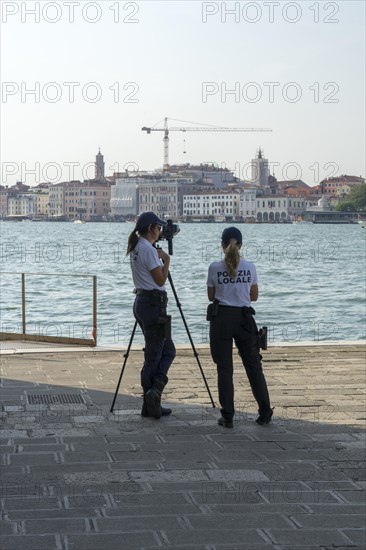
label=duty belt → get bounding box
[219,305,256,315]
[135,289,167,298]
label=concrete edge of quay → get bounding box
[0,340,365,355]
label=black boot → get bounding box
[145,379,165,419]
[141,397,172,417]
[217,416,233,429]
[256,407,274,425]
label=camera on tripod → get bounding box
[158,219,180,255]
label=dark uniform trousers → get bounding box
[210,306,271,421]
[133,294,176,392]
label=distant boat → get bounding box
[292,219,313,224]
[73,219,86,224]
[358,220,366,228]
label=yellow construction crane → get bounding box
[142,117,272,171]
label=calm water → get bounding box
[0,221,365,345]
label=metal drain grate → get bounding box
[26,394,86,405]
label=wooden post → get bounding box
[21,273,26,337]
[92,276,97,346]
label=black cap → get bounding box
[136,212,167,229]
[222,227,242,246]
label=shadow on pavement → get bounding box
[1,347,365,550]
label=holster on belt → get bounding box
[206,299,219,321]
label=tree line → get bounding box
[336,184,366,213]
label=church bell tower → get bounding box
[95,149,105,180]
[251,147,269,187]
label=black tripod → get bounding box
[110,271,215,412]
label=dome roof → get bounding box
[318,195,329,207]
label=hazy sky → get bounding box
[1,0,365,186]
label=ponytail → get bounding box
[126,223,151,255]
[126,227,139,255]
[223,239,241,277]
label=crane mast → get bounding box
[141,117,272,172]
[163,118,169,171]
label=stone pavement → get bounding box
[1,343,365,550]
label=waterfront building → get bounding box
[9,185,50,219]
[48,183,65,219]
[276,179,313,198]
[320,175,365,198]
[336,184,352,198]
[110,170,205,219]
[182,184,311,222]
[287,196,307,218]
[256,195,307,222]
[0,186,8,218]
[65,180,110,221]
[2,183,34,219]
[139,175,196,219]
[31,184,50,219]
[251,148,269,187]
[183,189,240,220]
[303,195,357,223]
[110,176,139,218]
[238,187,257,220]
[305,197,320,210]
[49,180,110,221]
[169,163,236,189]
[139,177,178,219]
[7,194,36,218]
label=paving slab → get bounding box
[0,534,62,550]
[66,532,161,549]
[1,344,365,549]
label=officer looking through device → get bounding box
[126,211,176,419]
[110,212,215,415]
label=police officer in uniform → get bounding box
[207,227,273,428]
[126,212,176,419]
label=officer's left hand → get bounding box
[157,248,170,263]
